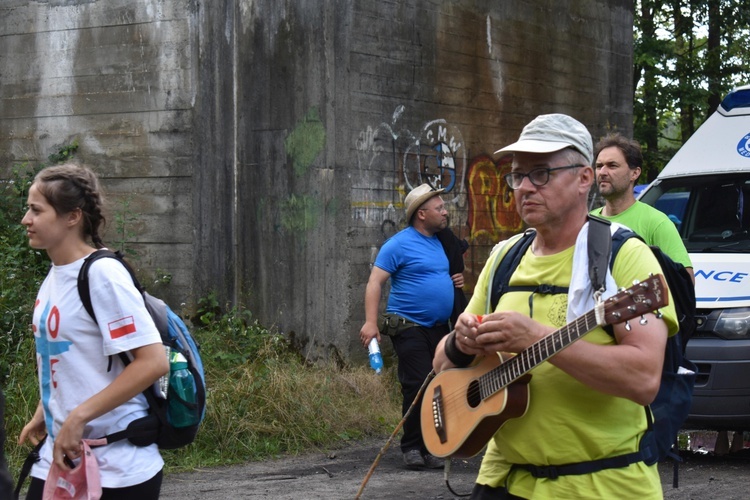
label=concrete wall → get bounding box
[0,0,197,300]
[0,0,633,363]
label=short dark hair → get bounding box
[594,133,642,170]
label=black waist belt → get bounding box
[378,314,418,336]
[512,448,647,479]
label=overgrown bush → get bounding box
[1,162,53,479]
[162,300,401,470]
[0,164,49,380]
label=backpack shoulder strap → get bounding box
[586,215,612,294]
[490,230,536,311]
[599,225,642,338]
[14,437,45,499]
[489,229,573,313]
[78,249,144,323]
[78,251,169,446]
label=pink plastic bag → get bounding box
[42,439,106,500]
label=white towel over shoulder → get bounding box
[567,221,625,322]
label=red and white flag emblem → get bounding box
[108,316,137,339]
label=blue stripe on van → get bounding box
[697,296,750,302]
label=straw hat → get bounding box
[404,183,445,222]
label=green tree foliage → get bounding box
[634,0,750,180]
[0,164,49,380]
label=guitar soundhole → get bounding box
[467,379,481,408]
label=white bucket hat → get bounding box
[495,113,593,166]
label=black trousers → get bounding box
[389,323,450,454]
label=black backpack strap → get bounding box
[489,230,570,316]
[14,437,45,499]
[608,228,641,271]
[512,448,649,479]
[586,215,613,295]
[78,249,145,323]
[490,230,536,310]
[511,405,658,480]
[77,250,164,446]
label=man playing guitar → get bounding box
[431,114,677,500]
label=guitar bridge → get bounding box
[430,385,447,444]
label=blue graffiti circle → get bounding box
[737,133,750,158]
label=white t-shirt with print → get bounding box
[30,254,164,488]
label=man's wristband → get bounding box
[444,331,476,368]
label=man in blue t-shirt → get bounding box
[359,183,457,469]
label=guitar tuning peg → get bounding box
[625,320,632,331]
[655,310,663,319]
[632,279,641,285]
[639,316,648,326]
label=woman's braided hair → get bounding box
[34,163,107,248]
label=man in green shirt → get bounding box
[590,134,750,454]
[590,133,693,280]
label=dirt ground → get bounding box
[160,434,749,499]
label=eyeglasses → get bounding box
[503,164,583,190]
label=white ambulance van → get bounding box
[639,84,750,430]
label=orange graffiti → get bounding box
[467,155,523,246]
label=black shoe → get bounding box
[403,449,425,469]
[422,453,445,469]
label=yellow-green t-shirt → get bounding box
[468,234,678,500]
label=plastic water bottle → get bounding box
[368,338,383,374]
[168,352,199,427]
[156,345,171,399]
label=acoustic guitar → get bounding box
[421,274,668,458]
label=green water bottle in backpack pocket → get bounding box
[168,351,200,428]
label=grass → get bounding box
[160,321,402,471]
[4,306,403,478]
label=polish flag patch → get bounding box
[108,316,137,339]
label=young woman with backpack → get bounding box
[17,163,169,499]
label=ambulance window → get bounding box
[690,181,748,241]
[654,189,689,232]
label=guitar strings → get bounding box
[425,281,659,447]
[432,312,597,411]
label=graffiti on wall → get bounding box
[354,109,529,292]
[466,154,522,246]
[404,119,465,202]
[354,106,466,239]
[460,154,524,291]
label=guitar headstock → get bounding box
[602,274,668,326]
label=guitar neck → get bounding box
[478,306,602,400]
